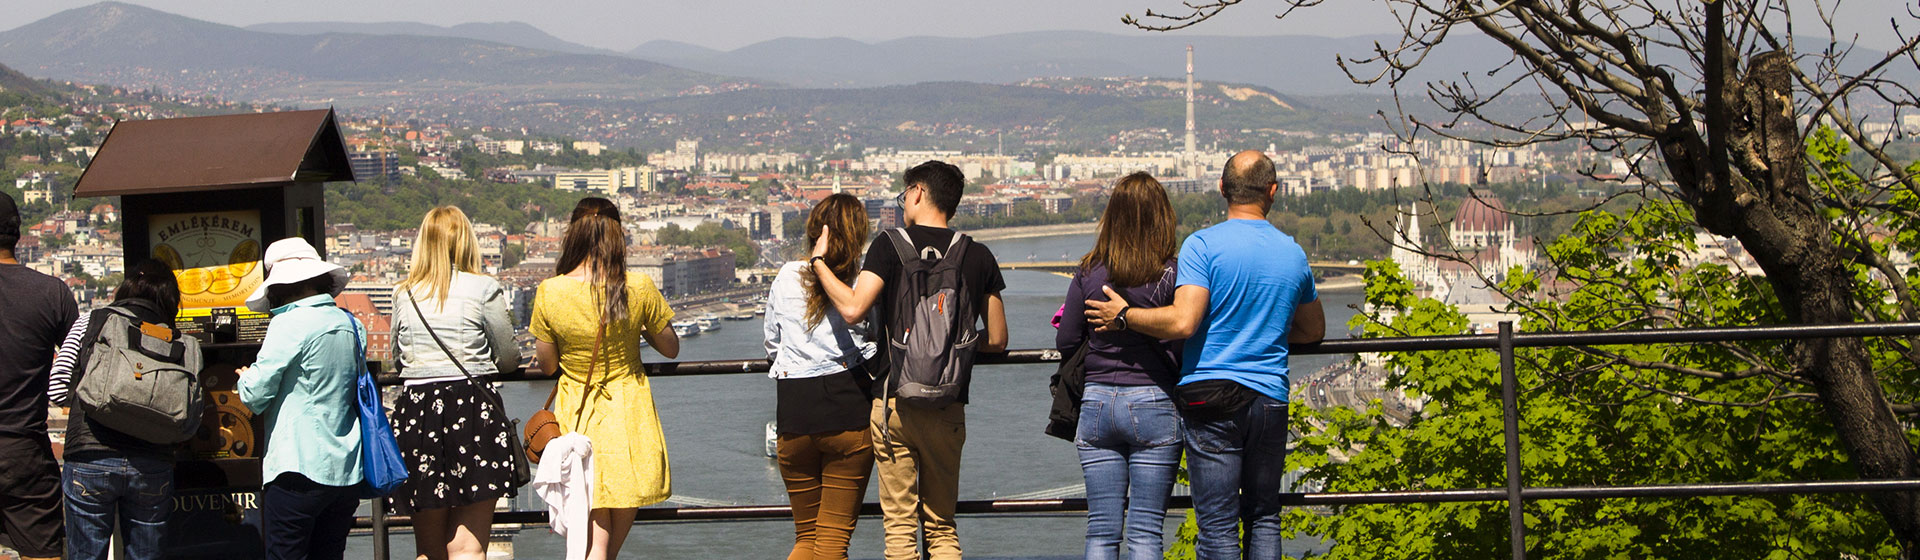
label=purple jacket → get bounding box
[1057,261,1183,389]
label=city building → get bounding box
[341,281,397,318]
[864,198,904,230]
[630,246,735,298]
[348,150,402,183]
[650,138,701,171]
[553,166,654,193]
[337,293,393,363]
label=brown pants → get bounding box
[871,399,966,560]
[777,428,875,560]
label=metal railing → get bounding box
[352,321,1920,560]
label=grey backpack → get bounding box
[73,307,206,444]
[881,228,980,409]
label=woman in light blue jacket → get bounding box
[237,237,362,560]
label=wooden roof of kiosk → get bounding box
[74,108,355,197]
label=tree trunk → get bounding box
[1677,50,1920,556]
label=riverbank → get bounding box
[968,222,1098,242]
[1317,274,1367,292]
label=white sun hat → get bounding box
[245,237,350,313]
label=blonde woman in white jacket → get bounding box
[387,206,522,560]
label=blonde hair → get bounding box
[400,206,482,310]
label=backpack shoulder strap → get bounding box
[942,232,970,264]
[886,228,916,270]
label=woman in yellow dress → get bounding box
[531,212,680,560]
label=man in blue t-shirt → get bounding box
[1085,150,1324,560]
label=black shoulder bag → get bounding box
[409,294,533,491]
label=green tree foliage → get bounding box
[326,175,582,231]
[656,222,758,269]
[1279,131,1911,558]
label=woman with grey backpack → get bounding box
[387,206,524,560]
[47,260,195,560]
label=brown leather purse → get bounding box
[524,324,603,464]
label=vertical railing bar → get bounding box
[373,497,391,560]
[1500,321,1526,560]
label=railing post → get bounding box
[373,497,391,560]
[1499,321,1526,560]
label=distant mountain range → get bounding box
[0,1,1561,148]
[246,21,617,56]
[625,31,1512,96]
[0,2,746,105]
[633,78,1312,129]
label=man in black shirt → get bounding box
[812,161,1008,560]
[0,191,75,560]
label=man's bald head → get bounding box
[1220,149,1277,208]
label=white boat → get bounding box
[697,315,722,332]
[764,420,779,458]
[672,320,700,337]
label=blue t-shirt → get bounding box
[1176,219,1318,402]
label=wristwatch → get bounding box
[809,255,827,267]
[1113,306,1132,332]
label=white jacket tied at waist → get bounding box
[533,433,593,560]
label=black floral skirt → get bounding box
[387,380,518,515]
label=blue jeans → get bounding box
[1076,383,1184,560]
[62,455,175,560]
[1184,394,1289,560]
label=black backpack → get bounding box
[881,228,979,409]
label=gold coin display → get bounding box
[177,268,212,295]
[207,267,240,294]
[228,239,259,277]
[153,244,184,271]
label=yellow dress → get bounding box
[529,272,675,508]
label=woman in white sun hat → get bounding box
[234,237,364,560]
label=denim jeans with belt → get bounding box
[1076,382,1185,560]
[1184,394,1290,560]
[62,454,175,560]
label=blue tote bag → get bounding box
[345,310,408,498]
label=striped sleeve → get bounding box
[48,312,92,407]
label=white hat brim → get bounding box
[245,259,351,313]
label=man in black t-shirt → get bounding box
[0,191,74,560]
[812,161,1007,560]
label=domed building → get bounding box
[1450,197,1512,250]
[1389,197,1539,298]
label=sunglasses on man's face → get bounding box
[895,185,920,205]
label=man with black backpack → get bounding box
[810,160,1009,560]
[1086,150,1326,560]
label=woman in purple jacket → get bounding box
[1057,171,1185,560]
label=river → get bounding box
[350,232,1364,559]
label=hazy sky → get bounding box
[4,0,1913,52]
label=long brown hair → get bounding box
[802,194,870,327]
[1082,172,1177,287]
[400,206,481,310]
[557,214,630,324]
[570,197,620,223]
